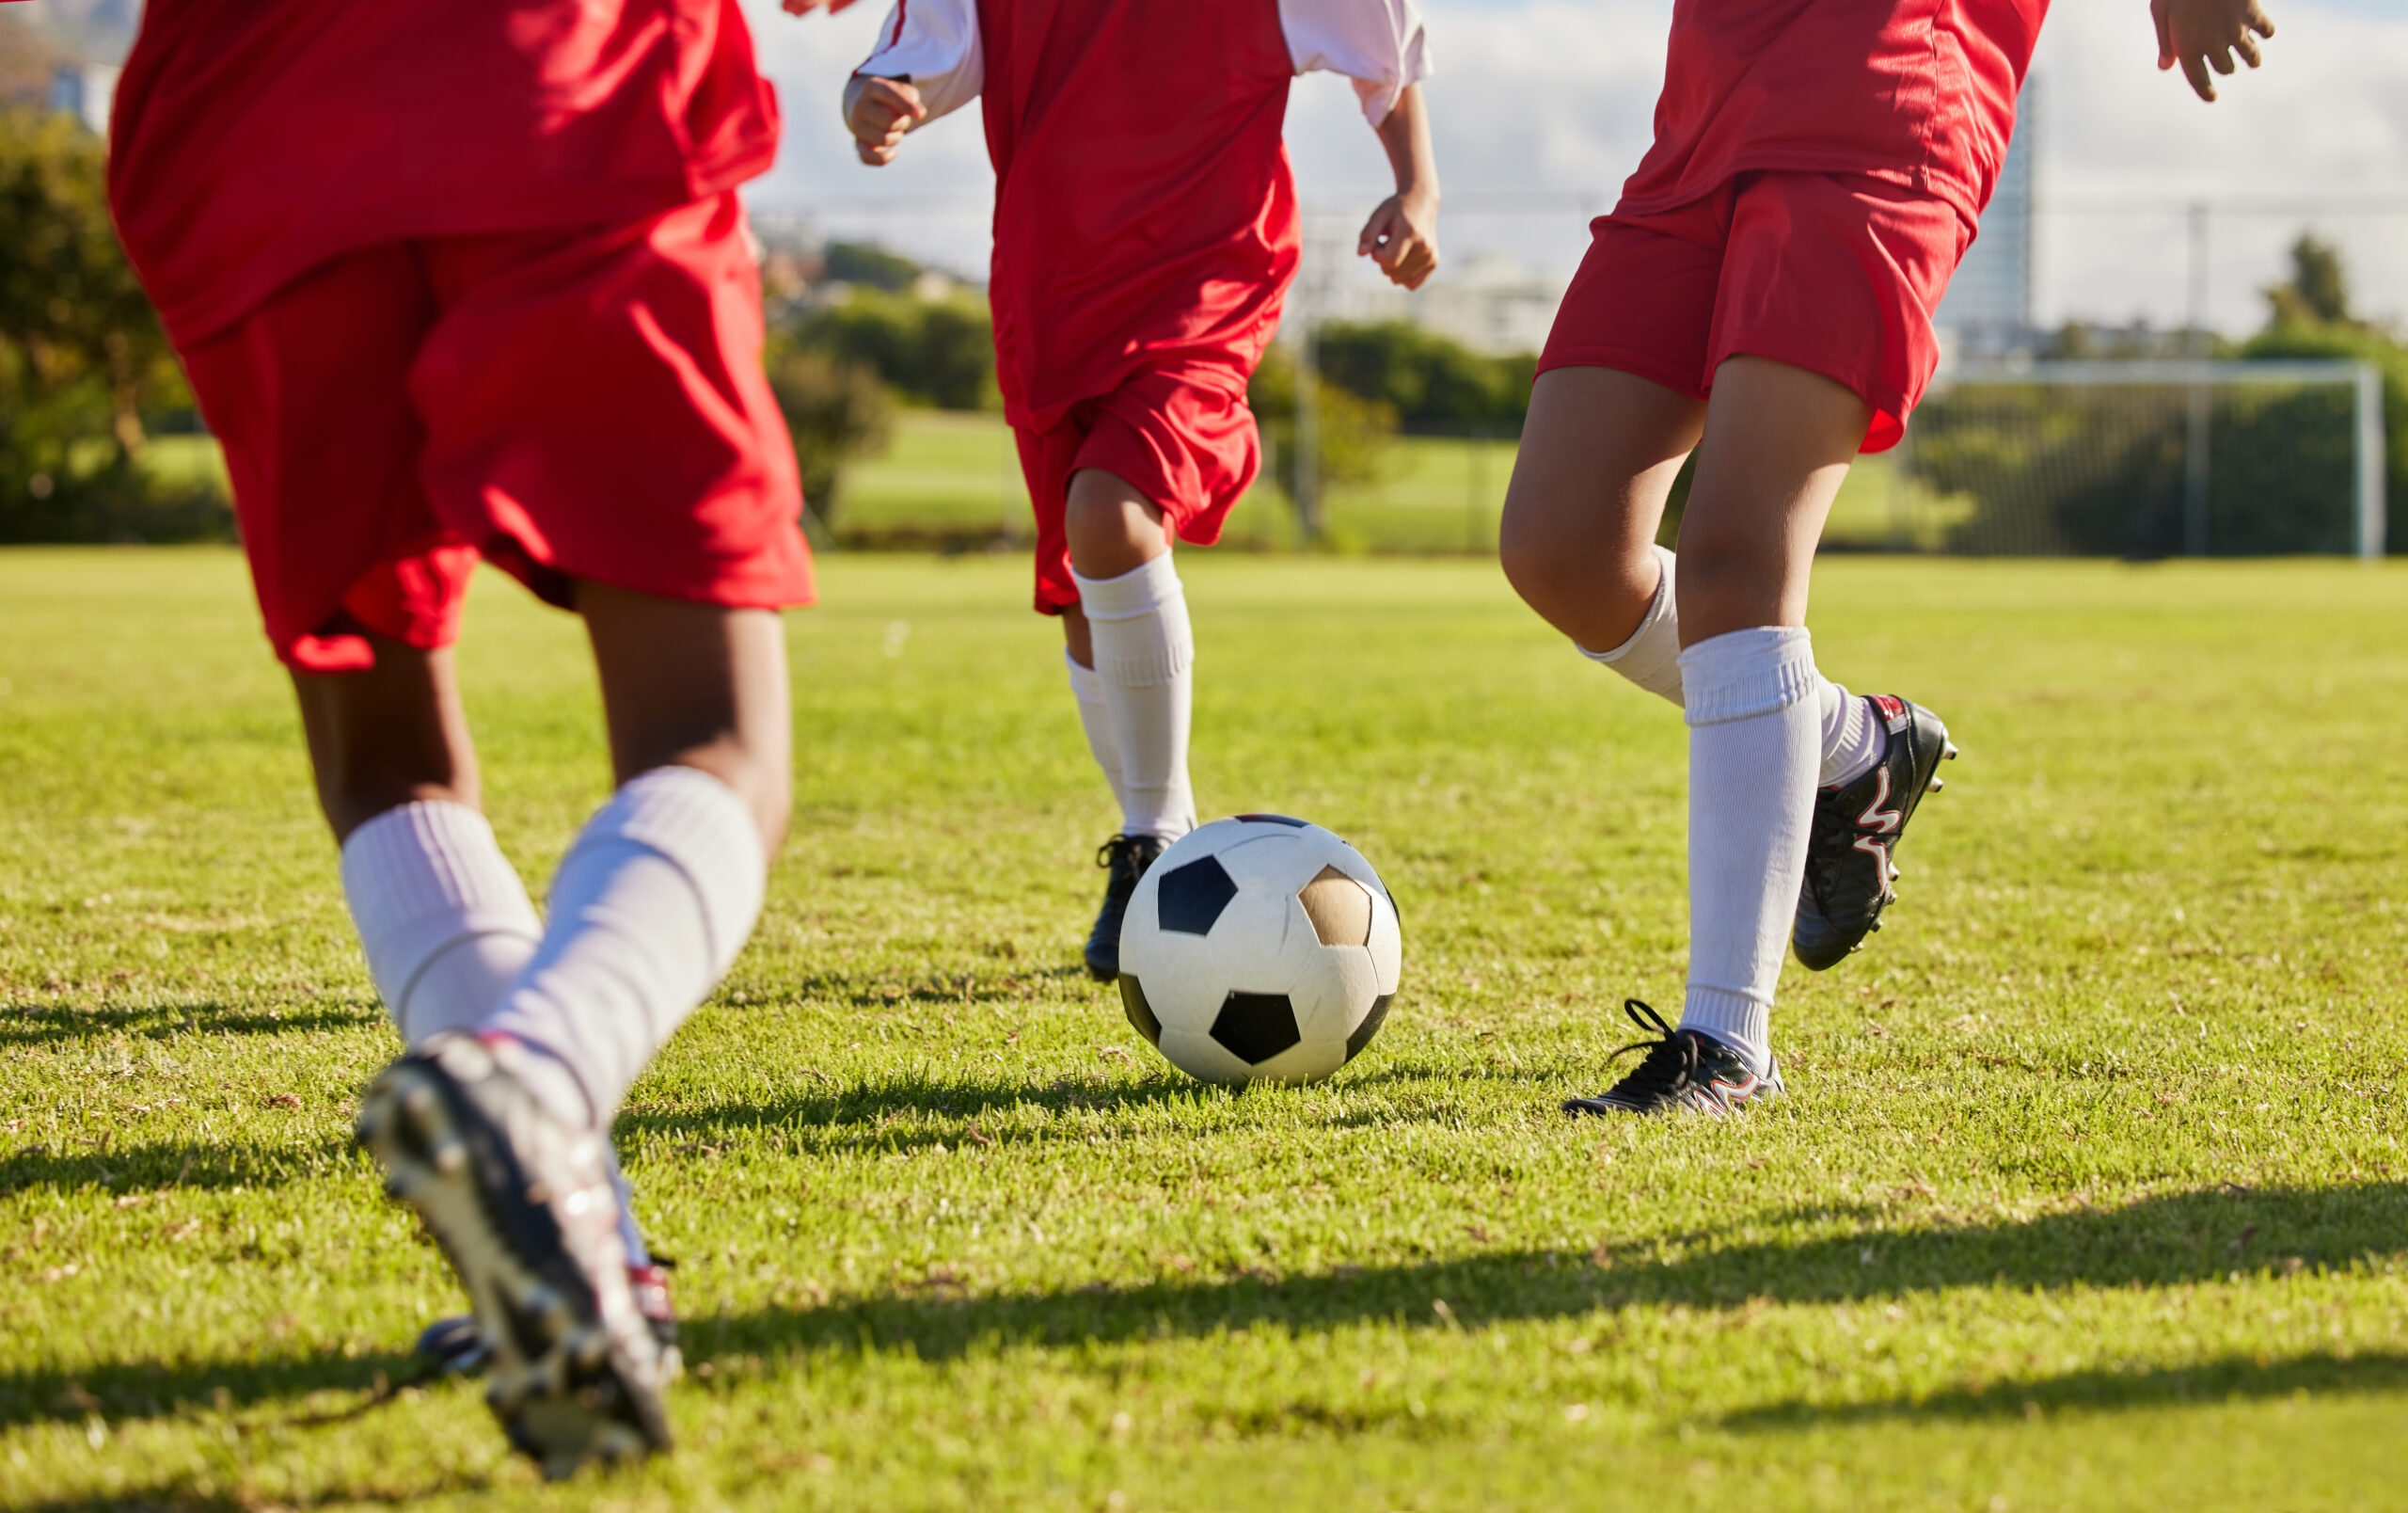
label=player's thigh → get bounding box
[1676,356,1871,640]
[1502,366,1705,559]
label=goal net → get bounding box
[1877,360,2387,559]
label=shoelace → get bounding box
[1599,998,1702,1104]
[1096,834,1149,873]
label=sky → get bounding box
[743,0,2408,339]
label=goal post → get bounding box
[1892,359,2387,560]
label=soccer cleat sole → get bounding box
[357,1062,668,1479]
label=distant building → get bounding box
[1406,252,1565,357]
[48,60,118,135]
[1935,80,2038,360]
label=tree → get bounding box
[1311,320,1532,433]
[798,287,996,410]
[1247,342,1398,502]
[0,108,212,542]
[763,339,891,528]
[822,241,926,295]
[2263,233,2354,330]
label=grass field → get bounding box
[4,548,2407,1511]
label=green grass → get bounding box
[4,548,2407,1510]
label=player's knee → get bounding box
[1497,506,1564,612]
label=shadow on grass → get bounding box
[0,1000,381,1048]
[685,1182,2408,1365]
[0,1346,421,1434]
[0,1137,356,1197]
[7,1182,2401,1432]
[1722,1348,2408,1429]
[617,1069,1232,1153]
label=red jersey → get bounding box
[1623,0,2048,223]
[110,0,783,345]
[856,0,1431,433]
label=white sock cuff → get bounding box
[341,802,540,1011]
[1679,984,1773,1077]
[1577,545,1684,706]
[1679,628,1818,727]
[1077,559,1194,689]
[1578,544,1675,665]
[563,766,766,980]
[1072,554,1182,621]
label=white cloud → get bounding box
[742,0,2408,334]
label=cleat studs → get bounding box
[1943,743,1959,760]
[431,1139,467,1175]
[1928,777,1944,793]
[574,1329,609,1370]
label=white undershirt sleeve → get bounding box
[855,0,985,125]
[1278,0,1434,126]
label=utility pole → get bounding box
[1291,223,1326,542]
[2183,199,2212,557]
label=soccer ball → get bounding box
[1116,815,1402,1085]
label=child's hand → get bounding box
[845,75,927,166]
[2153,0,2273,102]
[1358,188,1439,291]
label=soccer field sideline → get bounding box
[2,549,2405,1509]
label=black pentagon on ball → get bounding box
[1232,813,1309,827]
[1117,974,1163,1047]
[1210,992,1302,1064]
[1343,993,1394,1063]
[1156,854,1239,935]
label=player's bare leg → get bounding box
[357,589,786,1473]
[295,634,685,1378]
[1060,468,1192,980]
[1498,365,1703,676]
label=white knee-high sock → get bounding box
[1576,549,1886,788]
[1678,628,1821,1076]
[1577,544,1685,705]
[341,802,544,1044]
[1074,555,1196,840]
[1817,678,1888,788]
[1065,649,1129,816]
[341,801,655,1262]
[480,766,766,1132]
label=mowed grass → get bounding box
[3,548,2407,1511]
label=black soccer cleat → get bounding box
[357,1035,674,1479]
[1793,694,1958,971]
[1561,999,1784,1119]
[1084,833,1169,981]
[417,1261,680,1382]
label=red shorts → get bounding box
[1537,172,1973,453]
[1013,370,1259,614]
[181,192,813,674]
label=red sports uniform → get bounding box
[108,0,817,673]
[856,0,1430,613]
[1540,0,2049,451]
